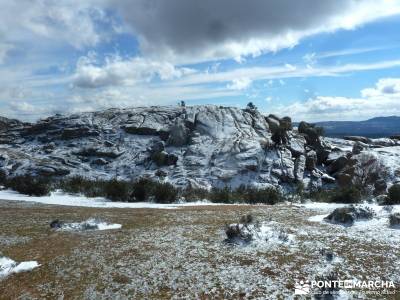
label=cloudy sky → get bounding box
[1,0,400,122]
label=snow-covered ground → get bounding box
[0,189,223,209]
[0,256,39,279]
[0,198,399,299]
[58,218,122,231]
[300,201,400,244]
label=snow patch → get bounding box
[0,256,39,279]
[58,218,122,231]
[0,189,225,209]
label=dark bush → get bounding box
[104,179,131,202]
[181,187,209,201]
[387,184,400,205]
[5,175,51,196]
[131,178,155,201]
[210,187,234,204]
[242,187,282,205]
[58,176,106,198]
[0,169,6,184]
[330,186,362,204]
[153,182,178,203]
[151,151,167,167]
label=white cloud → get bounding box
[73,53,196,88]
[227,77,252,90]
[0,0,111,50]
[273,78,400,121]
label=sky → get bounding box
[0,0,400,122]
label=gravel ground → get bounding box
[0,200,399,299]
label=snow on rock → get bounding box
[57,218,122,231]
[304,202,400,244]
[1,105,400,192]
[225,221,294,248]
[0,189,225,209]
[0,256,39,279]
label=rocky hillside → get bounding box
[0,105,399,192]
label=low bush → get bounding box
[104,179,131,202]
[181,187,209,201]
[153,182,178,203]
[209,187,234,204]
[57,176,106,198]
[5,175,51,196]
[0,169,6,184]
[130,178,156,201]
[387,184,400,205]
[242,187,282,205]
[329,186,362,204]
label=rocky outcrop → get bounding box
[0,105,399,191]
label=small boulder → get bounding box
[50,219,63,229]
[352,141,365,155]
[324,206,375,226]
[389,213,400,228]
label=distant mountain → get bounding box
[313,116,400,138]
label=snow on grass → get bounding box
[0,256,39,279]
[304,202,400,245]
[0,189,224,209]
[59,218,122,231]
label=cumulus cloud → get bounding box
[73,53,196,88]
[274,78,400,121]
[227,78,252,90]
[0,0,111,49]
[112,0,400,63]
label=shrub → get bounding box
[242,187,282,205]
[329,186,362,204]
[104,179,131,202]
[5,175,51,196]
[210,187,233,204]
[131,178,155,202]
[181,187,209,201]
[0,169,6,184]
[387,184,400,205]
[58,176,106,198]
[353,153,389,191]
[153,182,178,203]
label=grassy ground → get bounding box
[0,200,399,299]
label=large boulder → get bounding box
[294,155,306,182]
[265,116,280,134]
[335,172,353,187]
[328,156,348,174]
[324,206,375,226]
[288,135,306,158]
[305,150,317,171]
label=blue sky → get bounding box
[1,0,400,121]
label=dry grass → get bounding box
[0,200,399,299]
